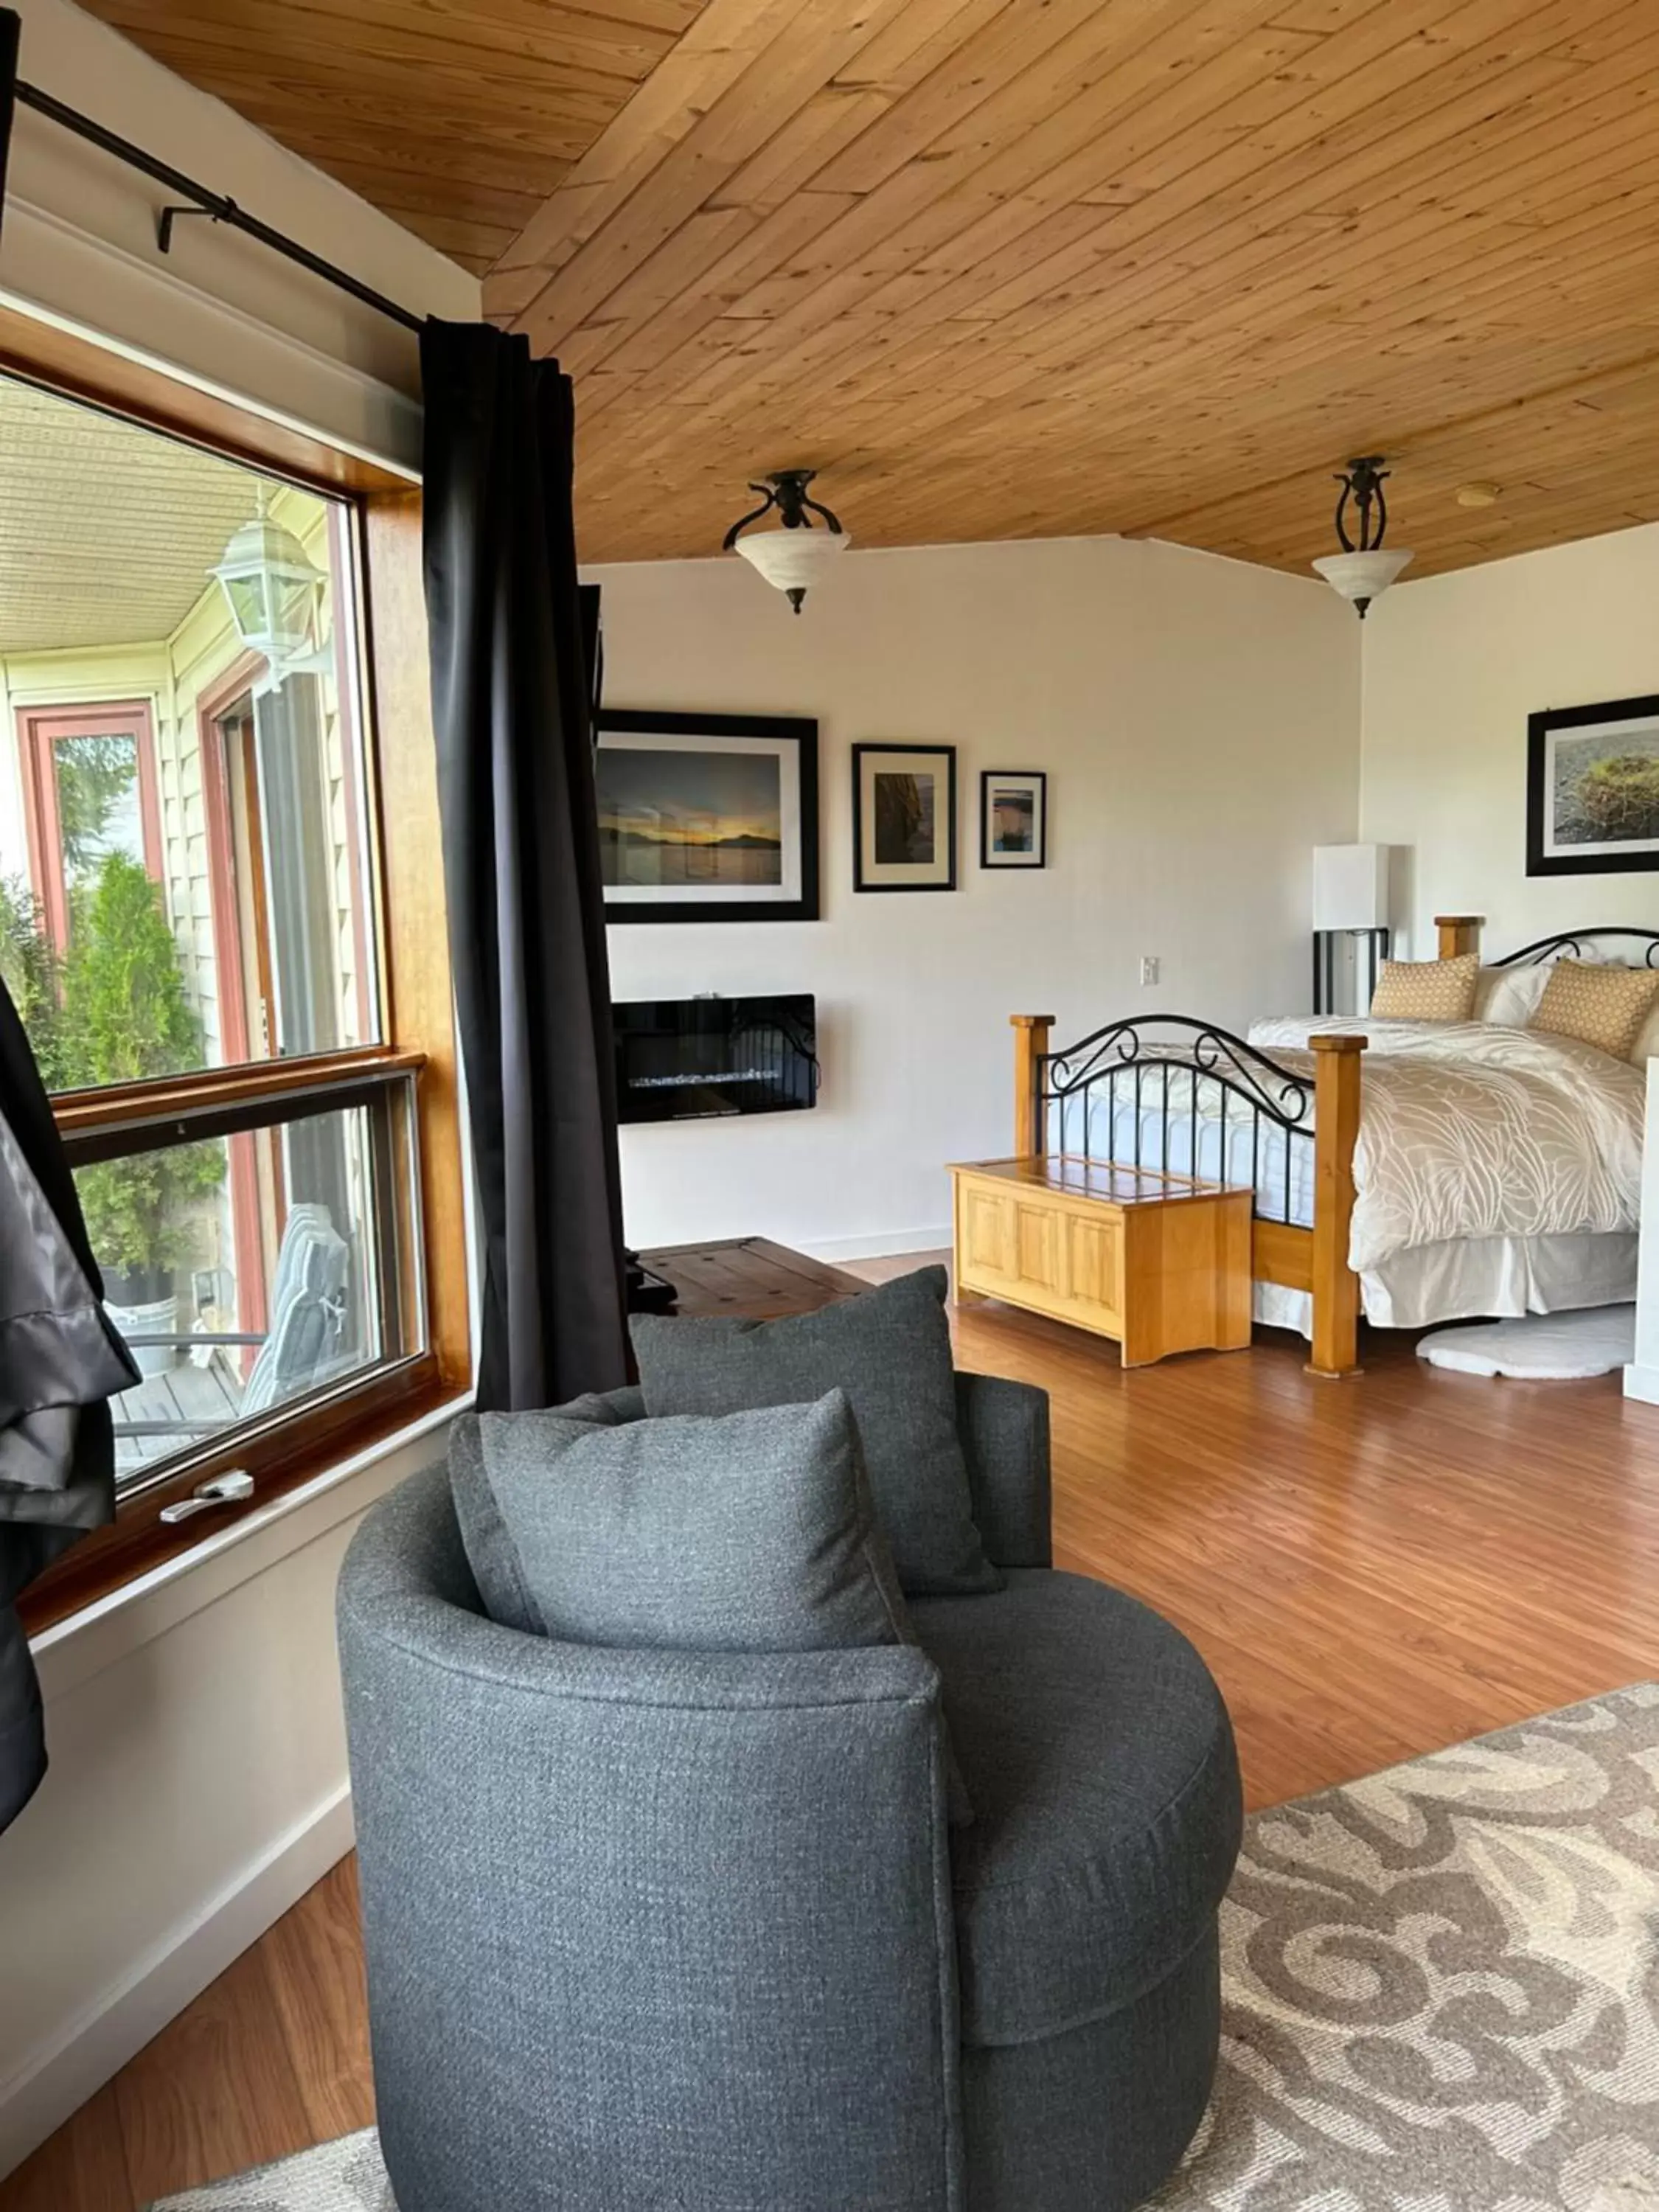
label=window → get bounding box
[17,702,164,949]
[0,353,468,1625]
[80,1085,421,1489]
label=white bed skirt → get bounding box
[1048,1065,1640,1342]
[1256,1231,1641,1340]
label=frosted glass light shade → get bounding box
[213,511,323,660]
[1312,844,1391,932]
[734,525,849,611]
[1311,546,1413,615]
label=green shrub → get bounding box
[1576,752,1659,843]
[0,874,69,1088]
[59,850,203,1088]
[55,735,140,874]
[57,852,223,1298]
[0,855,221,1295]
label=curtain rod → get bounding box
[13,77,425,335]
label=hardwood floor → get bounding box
[9,1267,1659,2208]
[0,1858,375,2212]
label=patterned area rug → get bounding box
[150,1686,1659,2211]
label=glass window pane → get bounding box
[0,372,380,1091]
[82,1098,413,1490]
[55,731,145,894]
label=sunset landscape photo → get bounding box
[597,745,784,886]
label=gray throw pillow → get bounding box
[630,1265,1000,1597]
[450,1390,624,1635]
[450,1389,913,1655]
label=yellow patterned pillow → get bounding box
[1531,959,1659,1058]
[1369,953,1478,1021]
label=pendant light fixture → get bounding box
[722,470,849,614]
[1311,456,1413,619]
[212,484,327,684]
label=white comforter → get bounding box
[1246,1017,1646,1273]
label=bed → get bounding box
[1012,919,1655,1377]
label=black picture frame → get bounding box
[1527,693,1659,877]
[851,743,957,893]
[979,769,1048,869]
[596,709,819,924]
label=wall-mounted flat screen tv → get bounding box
[613,995,818,1124]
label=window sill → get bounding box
[24,1384,470,1692]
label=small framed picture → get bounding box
[852,743,956,892]
[595,709,818,923]
[981,771,1047,869]
[1528,694,1659,877]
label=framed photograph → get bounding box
[596,709,818,923]
[852,743,956,892]
[980,770,1047,869]
[1528,694,1659,877]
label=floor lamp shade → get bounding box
[1312,844,1391,933]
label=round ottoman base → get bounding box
[961,1918,1220,2212]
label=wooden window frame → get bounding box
[8,313,471,1638]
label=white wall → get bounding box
[592,535,1360,1259]
[1,0,479,469]
[1360,521,1659,957]
[0,1411,454,2180]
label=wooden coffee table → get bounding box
[639,1237,865,1321]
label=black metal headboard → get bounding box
[1492,928,1659,968]
[1040,1016,1315,1226]
[1044,1017,1312,1130]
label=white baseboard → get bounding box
[1624,1363,1659,1407]
[803,1225,953,1264]
[0,1784,354,2181]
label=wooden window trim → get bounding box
[18,1358,460,1638]
[358,489,470,1387]
[51,1046,428,1140]
[0,305,414,500]
[326,502,378,1048]
[3,330,472,1636]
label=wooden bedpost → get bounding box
[1435,914,1484,960]
[1307,1033,1366,1381]
[1011,1014,1055,1156]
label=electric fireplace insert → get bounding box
[613,995,818,1124]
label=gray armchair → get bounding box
[338,1374,1240,2212]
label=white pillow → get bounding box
[1473,952,1659,1064]
[1471,964,1551,1026]
[1630,998,1659,1068]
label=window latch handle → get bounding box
[159,1469,255,1524]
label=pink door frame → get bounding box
[16,700,164,947]
[198,653,272,1346]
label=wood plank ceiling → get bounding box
[76,0,1659,577]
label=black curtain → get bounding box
[0,5,135,1836]
[0,10,17,241]
[0,976,140,1833]
[420,321,629,1410]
